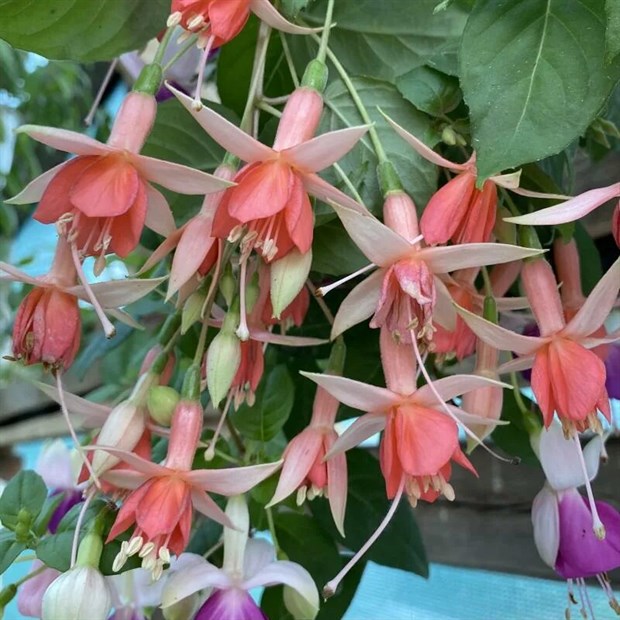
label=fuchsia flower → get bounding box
[169,84,368,263]
[458,256,620,433]
[7,90,231,269]
[169,0,319,47]
[302,328,505,505]
[327,197,544,346]
[99,401,281,578]
[162,496,319,620]
[382,114,568,246]
[531,424,620,614]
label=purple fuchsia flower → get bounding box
[161,496,319,620]
[531,423,620,616]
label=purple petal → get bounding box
[48,489,83,533]
[605,342,620,399]
[555,489,620,578]
[195,588,267,620]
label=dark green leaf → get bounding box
[607,0,620,59]
[0,532,26,574]
[0,0,168,61]
[321,77,439,212]
[187,518,223,555]
[312,220,368,276]
[396,66,462,116]
[231,365,295,442]
[36,530,75,572]
[0,470,47,529]
[573,222,602,295]
[461,0,620,179]
[297,0,468,78]
[310,449,428,576]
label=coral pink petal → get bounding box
[284,125,369,172]
[327,413,387,457]
[300,372,401,412]
[70,276,166,308]
[420,243,543,273]
[414,374,507,409]
[190,489,235,528]
[186,461,282,494]
[208,0,250,41]
[132,153,232,194]
[250,0,323,33]
[379,112,468,171]
[109,184,148,257]
[504,182,620,225]
[301,172,368,213]
[329,202,412,266]
[17,124,111,155]
[168,83,273,162]
[5,163,66,205]
[456,305,544,355]
[396,406,458,476]
[268,430,323,506]
[145,185,175,236]
[285,178,314,253]
[563,256,620,339]
[331,269,383,339]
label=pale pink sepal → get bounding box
[490,170,521,189]
[302,173,368,213]
[138,227,185,275]
[380,110,468,172]
[132,153,233,194]
[504,182,620,225]
[102,469,150,490]
[107,308,144,330]
[33,381,110,427]
[325,436,347,537]
[508,186,571,201]
[249,329,327,347]
[186,461,282,494]
[144,185,175,236]
[161,557,232,608]
[5,163,66,205]
[168,84,273,162]
[327,413,387,457]
[456,305,545,355]
[414,374,509,409]
[420,243,543,274]
[190,489,234,528]
[0,261,43,286]
[497,355,536,375]
[285,125,370,172]
[68,277,166,308]
[329,203,411,266]
[85,446,167,478]
[300,372,400,412]
[250,0,322,34]
[532,484,560,568]
[445,403,509,428]
[562,256,620,339]
[580,332,620,348]
[16,124,112,156]
[331,270,383,339]
[433,276,457,330]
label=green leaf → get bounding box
[310,449,428,576]
[231,365,295,442]
[311,220,368,276]
[297,0,468,78]
[396,66,462,116]
[0,532,26,575]
[607,0,620,59]
[573,222,602,295]
[461,0,620,180]
[0,470,47,529]
[36,530,75,572]
[321,77,439,212]
[0,0,168,61]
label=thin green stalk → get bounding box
[333,162,364,204]
[279,31,300,87]
[316,0,336,63]
[501,187,522,218]
[480,266,493,297]
[266,507,281,554]
[162,35,198,72]
[256,101,283,118]
[510,372,530,416]
[153,27,176,66]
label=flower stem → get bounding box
[11,564,46,588]
[279,31,300,87]
[162,35,198,72]
[153,27,176,66]
[316,0,336,64]
[266,506,281,555]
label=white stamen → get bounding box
[139,541,156,559]
[296,486,308,506]
[112,550,128,573]
[167,11,182,27]
[316,263,376,297]
[127,535,144,556]
[187,14,206,30]
[158,546,171,564]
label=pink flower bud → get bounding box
[107,91,157,153]
[383,191,419,242]
[521,259,565,336]
[273,87,324,151]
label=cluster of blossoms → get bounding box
[1,1,620,619]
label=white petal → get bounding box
[531,484,560,568]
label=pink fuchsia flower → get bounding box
[327,199,544,346]
[382,113,569,246]
[302,328,505,505]
[168,0,320,47]
[161,496,319,620]
[17,560,61,618]
[169,84,368,263]
[99,401,281,578]
[531,424,620,614]
[458,256,620,434]
[7,90,231,270]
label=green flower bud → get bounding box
[147,386,181,426]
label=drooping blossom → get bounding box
[531,423,620,615]
[161,496,319,620]
[100,400,281,578]
[169,84,368,263]
[17,560,61,619]
[458,256,620,433]
[382,113,569,245]
[7,90,231,270]
[302,328,505,505]
[168,0,320,47]
[327,195,544,346]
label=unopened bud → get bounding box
[271,249,312,320]
[301,59,328,93]
[494,206,517,245]
[441,125,458,146]
[182,291,206,334]
[147,386,181,426]
[219,263,236,307]
[162,594,200,620]
[245,271,260,315]
[283,584,319,620]
[206,331,241,406]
